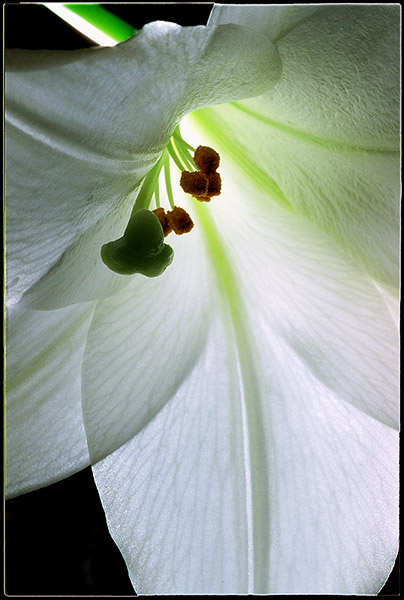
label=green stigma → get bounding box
[101,209,174,277]
[101,126,197,277]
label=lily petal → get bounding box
[5,5,398,594]
[81,220,212,464]
[204,5,400,287]
[93,360,398,594]
[5,302,94,498]
[208,3,323,41]
[88,131,398,592]
[5,20,280,308]
[210,5,399,147]
[189,132,399,430]
[20,194,136,310]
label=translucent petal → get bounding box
[5,20,280,307]
[186,119,399,430]
[89,140,398,593]
[5,302,94,497]
[81,219,213,464]
[90,180,398,592]
[91,316,263,594]
[191,102,399,289]
[20,194,136,310]
[200,5,400,289]
[93,354,398,594]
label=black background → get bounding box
[4,2,399,596]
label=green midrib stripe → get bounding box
[190,109,294,214]
[193,201,270,591]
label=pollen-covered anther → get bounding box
[180,170,208,197]
[207,172,222,197]
[167,206,194,235]
[152,207,172,237]
[194,146,220,174]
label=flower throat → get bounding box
[101,127,221,277]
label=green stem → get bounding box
[173,126,195,152]
[164,154,175,208]
[172,137,196,172]
[154,180,160,208]
[167,140,188,172]
[63,3,138,42]
[131,151,166,216]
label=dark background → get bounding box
[4,2,214,49]
[4,2,400,596]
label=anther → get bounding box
[179,144,222,203]
[207,172,222,197]
[167,206,194,235]
[180,171,208,197]
[194,146,220,174]
[152,207,172,237]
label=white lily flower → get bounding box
[5,4,399,595]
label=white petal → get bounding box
[191,101,399,289]
[199,5,400,288]
[209,3,322,41]
[6,21,280,307]
[92,268,398,594]
[5,302,94,497]
[20,193,136,310]
[186,118,399,429]
[373,282,399,327]
[90,137,398,592]
[211,5,400,148]
[81,219,213,464]
[92,316,262,594]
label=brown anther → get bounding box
[180,171,208,197]
[207,172,222,197]
[167,206,194,235]
[179,144,222,205]
[193,146,220,174]
[152,207,172,237]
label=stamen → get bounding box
[167,206,194,235]
[164,153,175,209]
[179,145,222,203]
[154,177,160,208]
[194,145,220,174]
[167,139,188,172]
[207,172,222,197]
[173,126,195,153]
[171,136,196,172]
[152,207,172,237]
[180,171,208,197]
